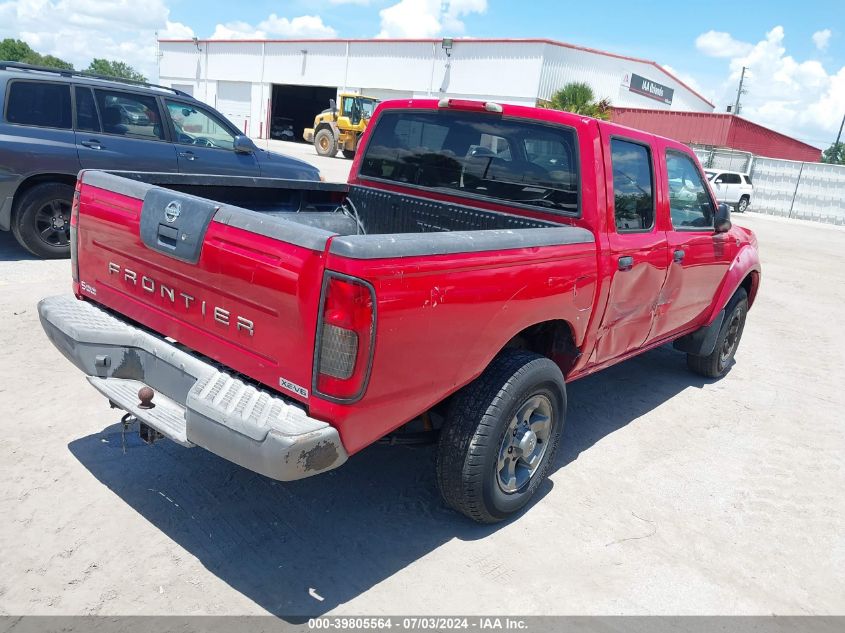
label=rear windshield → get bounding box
[359,110,579,215]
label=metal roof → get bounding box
[610,107,822,162]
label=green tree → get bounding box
[821,142,844,165]
[85,58,146,82]
[0,38,73,69]
[540,81,612,120]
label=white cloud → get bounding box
[662,64,712,102]
[210,14,337,40]
[376,0,487,38]
[812,28,832,51]
[702,26,845,148]
[695,30,754,58]
[0,0,192,79]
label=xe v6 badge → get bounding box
[164,200,182,223]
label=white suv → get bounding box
[705,170,753,213]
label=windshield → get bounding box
[360,110,579,214]
[704,170,717,181]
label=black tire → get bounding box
[687,288,748,378]
[341,149,356,160]
[436,350,566,523]
[11,182,74,259]
[737,196,749,213]
[314,129,337,157]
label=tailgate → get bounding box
[74,171,332,404]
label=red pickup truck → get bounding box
[39,98,760,522]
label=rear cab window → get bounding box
[610,138,654,232]
[5,81,71,129]
[359,109,579,215]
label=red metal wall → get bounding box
[611,107,821,162]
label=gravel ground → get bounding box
[0,167,842,617]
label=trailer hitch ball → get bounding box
[138,386,155,409]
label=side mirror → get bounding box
[233,134,255,154]
[714,202,732,233]
[329,99,337,116]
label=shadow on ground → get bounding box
[68,344,712,619]
[0,229,37,262]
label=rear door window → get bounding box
[610,139,654,232]
[93,89,164,140]
[360,110,579,214]
[5,81,71,129]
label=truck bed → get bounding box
[73,170,596,453]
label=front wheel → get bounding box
[314,129,337,157]
[436,350,566,523]
[687,288,748,378]
[11,182,74,259]
[737,196,749,213]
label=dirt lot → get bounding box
[0,175,843,616]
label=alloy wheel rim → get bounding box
[34,199,71,247]
[496,394,553,494]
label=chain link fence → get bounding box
[691,145,845,225]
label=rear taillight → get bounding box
[314,273,376,402]
[70,180,81,284]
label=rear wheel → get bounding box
[436,350,566,523]
[687,288,748,378]
[314,129,337,157]
[737,196,749,213]
[11,182,74,259]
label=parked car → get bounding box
[0,61,321,258]
[705,169,753,212]
[38,98,760,523]
[270,116,295,141]
[116,102,150,126]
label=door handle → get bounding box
[178,151,197,161]
[80,140,103,150]
[673,249,685,263]
[618,256,634,271]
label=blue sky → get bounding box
[2,0,843,147]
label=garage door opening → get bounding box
[270,84,337,143]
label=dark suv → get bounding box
[0,62,321,258]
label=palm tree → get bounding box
[540,82,612,120]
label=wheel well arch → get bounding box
[740,270,760,308]
[502,319,579,376]
[13,173,77,212]
[314,122,336,137]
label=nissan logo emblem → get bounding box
[164,200,182,223]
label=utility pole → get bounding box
[733,66,747,116]
[835,111,845,148]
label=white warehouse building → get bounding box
[157,37,714,141]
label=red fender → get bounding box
[705,243,761,324]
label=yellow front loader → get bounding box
[303,93,379,159]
